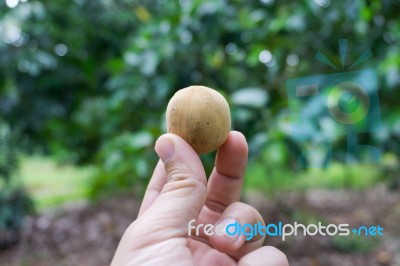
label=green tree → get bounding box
[0,0,399,194]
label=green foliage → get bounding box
[0,0,399,195]
[19,156,94,210]
[331,234,380,253]
[245,142,383,195]
[0,121,18,182]
[90,130,158,197]
[0,121,32,247]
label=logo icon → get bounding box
[286,40,382,168]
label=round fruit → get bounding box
[166,85,231,154]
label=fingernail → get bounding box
[217,218,239,242]
[156,137,175,162]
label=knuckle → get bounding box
[229,202,262,219]
[168,165,192,182]
[162,164,205,194]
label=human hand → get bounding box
[111,131,288,266]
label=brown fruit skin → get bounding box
[166,85,231,154]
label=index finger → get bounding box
[205,131,248,213]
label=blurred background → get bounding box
[0,0,399,265]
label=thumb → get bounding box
[142,133,207,235]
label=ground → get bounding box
[0,185,399,266]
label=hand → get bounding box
[111,131,288,266]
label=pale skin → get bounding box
[111,131,289,266]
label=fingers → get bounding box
[208,202,265,260]
[138,160,166,216]
[205,131,248,214]
[238,246,289,266]
[139,133,207,237]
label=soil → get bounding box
[1,185,399,266]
